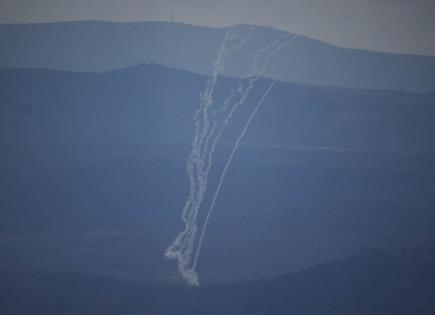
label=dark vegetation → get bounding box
[2,247,435,314]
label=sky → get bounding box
[0,0,434,56]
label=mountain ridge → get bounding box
[2,19,435,58]
[1,21,435,91]
[2,62,434,95]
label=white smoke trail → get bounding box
[196,34,294,219]
[192,35,295,269]
[200,33,292,165]
[188,36,293,272]
[166,27,294,285]
[192,78,279,269]
[165,26,246,286]
[200,35,295,182]
[164,27,235,285]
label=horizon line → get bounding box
[0,19,434,58]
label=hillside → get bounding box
[1,64,435,284]
[2,247,435,314]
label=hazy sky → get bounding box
[1,0,435,56]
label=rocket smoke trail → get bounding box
[165,26,247,286]
[192,78,279,269]
[192,36,294,270]
[165,26,294,285]
[200,34,295,186]
[200,33,292,170]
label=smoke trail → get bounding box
[166,27,294,285]
[188,36,293,273]
[200,34,295,181]
[165,26,247,286]
[193,78,279,269]
[164,27,236,285]
[197,34,294,220]
[200,33,293,166]
[194,35,295,253]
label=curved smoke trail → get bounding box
[192,78,279,269]
[164,27,235,285]
[192,36,295,270]
[200,34,295,186]
[199,33,291,171]
[165,26,248,285]
[166,27,295,285]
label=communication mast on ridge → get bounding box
[170,9,174,23]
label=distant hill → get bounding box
[2,247,435,314]
[1,21,435,91]
[1,65,435,284]
[2,64,435,153]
